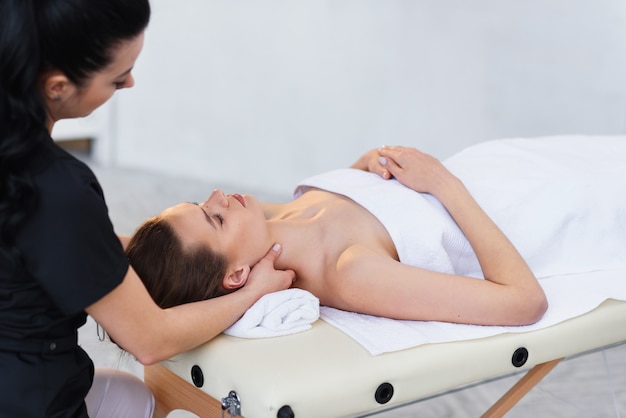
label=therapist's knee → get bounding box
[86,368,155,418]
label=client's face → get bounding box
[162,189,271,269]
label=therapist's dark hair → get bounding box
[0,0,150,264]
[126,217,230,309]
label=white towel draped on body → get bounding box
[294,135,626,355]
[224,289,319,338]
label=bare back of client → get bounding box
[127,146,548,327]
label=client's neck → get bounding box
[262,200,327,276]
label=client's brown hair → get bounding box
[126,217,229,309]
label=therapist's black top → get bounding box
[0,136,128,417]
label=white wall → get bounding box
[54,0,626,195]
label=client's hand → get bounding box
[351,148,392,180]
[377,146,455,196]
[245,244,295,297]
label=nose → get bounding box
[202,189,229,209]
[121,73,135,89]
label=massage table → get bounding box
[145,280,626,417]
[144,136,626,417]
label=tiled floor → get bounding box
[79,157,626,417]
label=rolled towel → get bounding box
[224,289,320,338]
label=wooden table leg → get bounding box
[145,364,226,418]
[481,358,563,418]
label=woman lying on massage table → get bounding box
[126,145,549,326]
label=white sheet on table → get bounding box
[321,269,626,355]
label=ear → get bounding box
[41,70,73,102]
[222,265,251,290]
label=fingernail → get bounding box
[378,156,387,165]
[272,243,281,252]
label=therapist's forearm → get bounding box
[88,269,268,366]
[118,235,131,250]
[144,285,277,364]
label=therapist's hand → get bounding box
[245,244,295,296]
[351,148,392,180]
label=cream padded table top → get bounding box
[160,296,626,417]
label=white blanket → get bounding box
[224,289,319,338]
[295,136,626,278]
[296,135,626,355]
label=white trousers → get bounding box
[85,368,155,418]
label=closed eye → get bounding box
[192,203,221,229]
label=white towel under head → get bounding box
[224,289,320,338]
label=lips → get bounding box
[232,194,246,207]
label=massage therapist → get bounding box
[0,1,295,416]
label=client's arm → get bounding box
[384,146,546,323]
[337,146,547,326]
